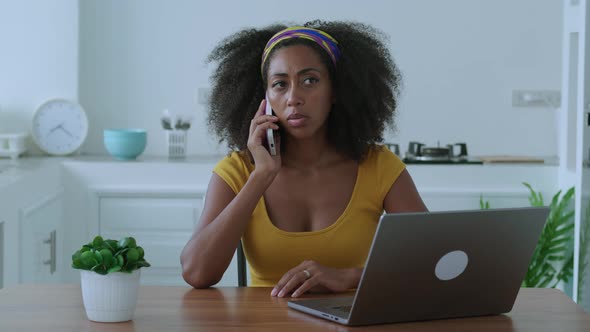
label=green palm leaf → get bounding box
[520,184,574,288]
[479,184,575,289]
[578,202,590,304]
[480,194,490,210]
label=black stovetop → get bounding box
[402,158,483,165]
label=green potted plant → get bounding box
[72,235,150,322]
[480,183,575,289]
[520,183,574,288]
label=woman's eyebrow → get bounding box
[297,67,321,75]
[269,67,321,78]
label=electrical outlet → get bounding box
[197,88,211,105]
[512,90,561,108]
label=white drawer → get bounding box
[97,194,238,286]
[100,196,203,231]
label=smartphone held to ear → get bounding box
[265,96,277,156]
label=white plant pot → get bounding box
[80,269,141,322]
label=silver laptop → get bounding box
[288,207,549,326]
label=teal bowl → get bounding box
[103,129,147,160]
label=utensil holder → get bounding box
[166,130,187,158]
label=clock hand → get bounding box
[59,126,73,137]
[49,122,67,134]
[49,125,61,134]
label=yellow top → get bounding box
[213,145,406,286]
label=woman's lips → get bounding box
[287,114,307,127]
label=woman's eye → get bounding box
[303,77,319,85]
[272,81,286,89]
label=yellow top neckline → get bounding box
[260,162,362,237]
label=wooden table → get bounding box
[1,285,589,331]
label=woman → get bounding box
[181,20,427,298]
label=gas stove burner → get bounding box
[402,141,481,164]
[411,155,457,162]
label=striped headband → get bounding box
[261,26,341,72]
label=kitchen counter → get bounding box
[0,157,60,188]
[0,153,560,211]
[0,154,563,288]
[0,153,561,211]
[0,155,220,190]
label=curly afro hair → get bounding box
[207,20,402,161]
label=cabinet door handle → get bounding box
[42,230,56,274]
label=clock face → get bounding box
[31,99,89,155]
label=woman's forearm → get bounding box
[181,171,273,288]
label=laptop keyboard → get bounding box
[330,305,352,313]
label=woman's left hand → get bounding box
[270,260,362,298]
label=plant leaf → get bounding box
[94,251,103,264]
[92,236,104,248]
[521,184,574,288]
[99,249,113,262]
[136,260,151,268]
[126,248,139,264]
[107,265,121,273]
[117,254,125,267]
[115,248,130,257]
[104,240,116,252]
[72,236,150,274]
[137,247,145,260]
[80,251,98,269]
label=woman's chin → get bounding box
[284,128,325,141]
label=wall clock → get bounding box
[31,99,89,155]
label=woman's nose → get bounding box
[286,86,304,107]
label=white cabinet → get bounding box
[89,189,240,287]
[408,164,558,212]
[1,157,560,290]
[0,159,64,288]
[19,192,64,283]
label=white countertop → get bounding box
[0,155,221,187]
[0,154,560,193]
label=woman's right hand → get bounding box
[247,99,281,176]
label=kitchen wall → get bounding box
[78,0,562,158]
[0,0,79,154]
[0,0,562,158]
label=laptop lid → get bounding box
[289,207,549,326]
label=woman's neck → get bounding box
[281,135,342,171]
